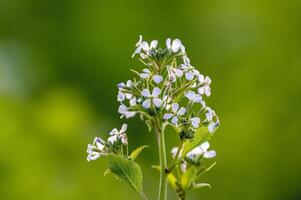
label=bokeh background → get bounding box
[1,0,301,199]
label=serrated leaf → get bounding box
[108,154,143,195]
[130,145,148,160]
[182,126,211,157]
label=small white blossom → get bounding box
[140,68,151,79]
[163,103,186,125]
[108,124,128,145]
[208,121,220,133]
[185,91,202,103]
[87,137,107,161]
[153,75,163,84]
[118,104,136,119]
[166,38,182,53]
[141,87,163,109]
[186,141,216,161]
[190,117,201,128]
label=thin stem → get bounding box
[155,119,167,200]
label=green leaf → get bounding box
[130,145,148,161]
[182,126,211,156]
[108,154,143,195]
[181,166,197,191]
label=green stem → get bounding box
[155,120,167,200]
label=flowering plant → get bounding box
[86,36,220,200]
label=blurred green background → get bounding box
[1,0,301,199]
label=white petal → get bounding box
[200,141,210,152]
[198,87,205,95]
[153,98,163,108]
[193,94,202,103]
[152,87,161,97]
[185,91,196,100]
[108,135,118,144]
[185,71,194,81]
[96,142,105,151]
[180,45,186,53]
[198,74,204,84]
[163,113,174,120]
[206,112,213,121]
[204,86,211,97]
[177,107,186,116]
[141,41,149,51]
[117,92,125,102]
[141,89,150,97]
[109,128,119,136]
[125,111,136,118]
[143,68,150,73]
[171,116,178,125]
[205,76,211,85]
[166,38,171,49]
[120,124,128,133]
[140,73,150,79]
[150,40,158,49]
[183,56,190,66]
[153,75,163,84]
[174,69,183,77]
[118,104,127,114]
[87,153,101,161]
[142,99,151,109]
[204,150,216,158]
[171,103,179,113]
[132,47,141,58]
[129,97,137,106]
[191,117,200,128]
[172,39,182,52]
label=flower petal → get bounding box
[166,38,171,49]
[171,103,179,113]
[200,141,210,152]
[153,98,163,108]
[185,71,194,81]
[171,116,178,125]
[109,128,119,136]
[163,113,174,120]
[141,41,149,51]
[150,40,158,49]
[141,89,150,97]
[142,99,151,109]
[152,87,161,97]
[204,150,216,158]
[172,39,182,52]
[191,117,200,128]
[153,75,163,84]
[120,124,128,133]
[177,107,186,116]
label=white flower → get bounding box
[198,85,211,97]
[153,75,163,84]
[185,91,202,103]
[190,117,201,128]
[140,68,151,79]
[117,80,133,101]
[87,137,107,161]
[163,103,186,125]
[183,56,191,66]
[166,38,182,53]
[186,141,216,161]
[141,87,163,109]
[208,121,220,133]
[108,124,128,145]
[118,104,136,119]
[132,35,143,58]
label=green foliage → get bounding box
[108,154,144,197]
[130,145,149,161]
[182,126,210,157]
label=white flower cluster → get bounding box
[86,124,128,161]
[171,141,216,172]
[117,35,219,137]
